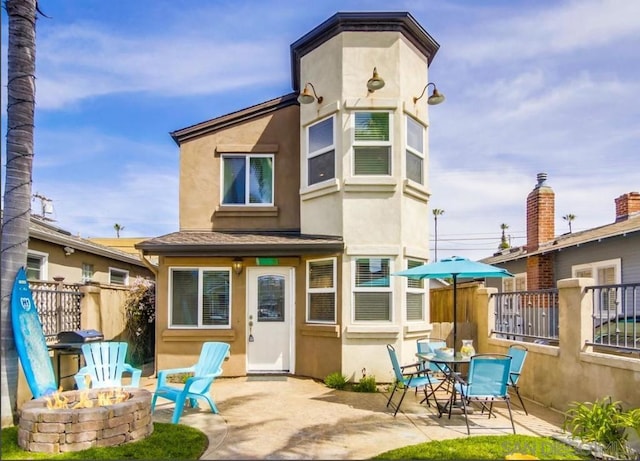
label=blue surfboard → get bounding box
[11,267,57,398]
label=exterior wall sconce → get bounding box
[298,82,323,104]
[63,246,75,256]
[413,82,445,105]
[366,67,385,93]
[232,258,244,275]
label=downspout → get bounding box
[138,250,158,276]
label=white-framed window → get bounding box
[169,267,231,328]
[307,116,335,186]
[406,115,425,184]
[221,154,273,205]
[406,259,426,321]
[353,111,392,176]
[306,258,336,323]
[502,273,527,292]
[573,258,621,314]
[26,251,48,281]
[353,257,392,321]
[82,263,94,283]
[109,268,129,286]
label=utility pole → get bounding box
[432,209,445,262]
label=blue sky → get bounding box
[2,0,639,261]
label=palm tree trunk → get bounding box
[1,0,38,428]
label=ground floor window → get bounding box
[170,267,231,328]
[406,259,426,321]
[307,258,336,323]
[353,257,391,321]
[109,267,129,286]
[27,251,48,281]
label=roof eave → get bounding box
[137,242,344,257]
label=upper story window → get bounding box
[406,116,425,184]
[109,268,129,286]
[82,263,94,283]
[27,251,48,281]
[169,268,231,328]
[222,154,273,205]
[353,112,391,176]
[503,273,527,292]
[306,258,336,323]
[406,259,426,321]
[307,116,335,186]
[353,257,392,321]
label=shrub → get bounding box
[124,277,156,366]
[353,374,377,393]
[563,396,638,459]
[324,371,348,390]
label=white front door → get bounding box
[246,267,294,373]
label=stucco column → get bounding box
[79,283,102,332]
[558,277,594,354]
[475,286,497,354]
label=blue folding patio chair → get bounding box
[454,354,516,435]
[416,338,450,402]
[507,344,528,415]
[151,342,230,424]
[386,344,441,416]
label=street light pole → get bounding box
[432,208,445,262]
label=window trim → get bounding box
[352,111,393,177]
[352,256,393,323]
[220,153,275,206]
[502,273,527,292]
[572,258,622,284]
[109,267,129,286]
[168,267,232,329]
[26,250,48,281]
[306,257,337,324]
[306,115,336,187]
[405,115,425,185]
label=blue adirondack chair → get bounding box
[75,341,142,390]
[151,342,230,424]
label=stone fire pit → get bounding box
[18,388,153,454]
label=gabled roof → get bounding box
[483,213,640,264]
[29,216,148,267]
[135,230,344,257]
[290,11,440,92]
[170,93,298,146]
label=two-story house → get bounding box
[137,12,444,382]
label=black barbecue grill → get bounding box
[50,330,104,384]
[57,329,104,343]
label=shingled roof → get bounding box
[135,231,344,257]
[483,213,640,264]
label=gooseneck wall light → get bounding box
[413,82,445,105]
[366,67,385,93]
[298,82,323,104]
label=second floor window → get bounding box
[27,252,48,281]
[222,155,273,205]
[406,116,424,184]
[307,116,335,186]
[354,112,391,176]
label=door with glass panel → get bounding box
[246,267,294,373]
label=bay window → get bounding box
[353,112,391,175]
[307,116,335,186]
[406,116,424,184]
[353,257,392,321]
[406,259,426,321]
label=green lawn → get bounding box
[373,435,591,460]
[1,423,207,460]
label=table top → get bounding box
[416,352,471,364]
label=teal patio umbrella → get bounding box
[392,256,513,349]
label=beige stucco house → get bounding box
[137,12,444,383]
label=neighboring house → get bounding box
[482,173,640,301]
[28,216,155,285]
[136,12,444,381]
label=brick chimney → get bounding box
[525,173,555,290]
[526,173,555,252]
[614,192,640,222]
